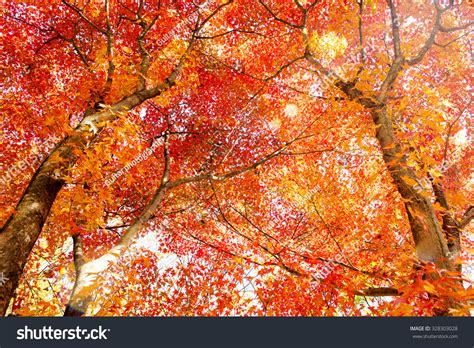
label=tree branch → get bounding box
[441,99,471,170]
[167,129,310,189]
[439,21,474,33]
[434,30,472,48]
[72,233,86,272]
[135,0,161,90]
[355,287,401,296]
[9,15,91,69]
[103,0,115,95]
[406,3,472,66]
[355,0,366,77]
[198,0,234,30]
[461,206,474,228]
[258,0,302,28]
[386,0,402,59]
[117,130,170,248]
[62,0,106,34]
[304,52,382,109]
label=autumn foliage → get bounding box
[0,0,473,316]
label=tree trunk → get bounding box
[0,132,86,316]
[332,82,452,268]
[0,79,179,316]
[306,50,467,313]
[370,106,451,269]
[369,106,469,315]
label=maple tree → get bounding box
[0,0,473,317]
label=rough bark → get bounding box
[432,181,462,258]
[334,78,468,315]
[303,4,464,313]
[313,58,450,268]
[370,107,451,268]
[332,70,453,270]
[0,66,183,316]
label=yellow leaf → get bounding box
[422,282,438,295]
[401,175,418,186]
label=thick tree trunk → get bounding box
[353,101,465,315]
[370,106,451,268]
[0,78,179,316]
[0,133,87,316]
[330,71,452,269]
[369,105,468,315]
[306,50,467,313]
[432,181,463,261]
[330,87,451,268]
[64,246,125,316]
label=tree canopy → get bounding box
[0,0,473,316]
